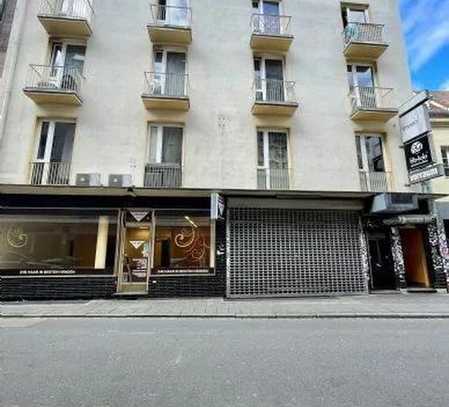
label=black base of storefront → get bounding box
[0,277,117,301]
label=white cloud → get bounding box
[401,0,449,72]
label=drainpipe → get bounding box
[0,0,27,145]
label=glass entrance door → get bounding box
[119,224,152,294]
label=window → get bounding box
[342,5,368,27]
[146,125,183,188]
[153,214,212,271]
[356,134,385,173]
[0,212,117,271]
[252,1,282,35]
[156,0,189,26]
[257,130,289,189]
[48,42,86,90]
[152,49,187,97]
[31,121,75,185]
[148,125,183,165]
[441,146,449,176]
[0,0,7,21]
[254,56,285,102]
[347,64,375,89]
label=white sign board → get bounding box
[399,104,432,143]
[409,164,444,185]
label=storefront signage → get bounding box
[152,268,212,276]
[404,134,434,172]
[399,91,443,184]
[129,211,150,222]
[1,268,113,277]
[409,164,445,185]
[211,193,225,220]
[399,104,432,144]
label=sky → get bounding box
[400,0,449,90]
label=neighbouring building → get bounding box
[0,0,447,300]
[427,91,449,236]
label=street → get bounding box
[1,318,449,407]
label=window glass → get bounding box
[149,126,159,163]
[268,132,288,169]
[37,122,49,160]
[50,123,75,162]
[153,214,211,270]
[65,45,86,73]
[346,8,367,24]
[365,136,385,172]
[0,214,117,271]
[257,131,264,167]
[441,147,449,176]
[355,136,364,170]
[162,127,182,164]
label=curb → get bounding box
[2,313,449,319]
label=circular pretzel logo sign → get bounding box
[411,141,424,155]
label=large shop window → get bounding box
[153,214,212,273]
[0,213,117,273]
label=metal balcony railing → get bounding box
[144,163,182,188]
[251,13,291,36]
[359,170,391,193]
[25,65,84,94]
[39,0,94,22]
[144,72,189,98]
[30,161,71,186]
[343,22,385,45]
[254,78,297,104]
[257,168,290,190]
[150,4,192,28]
[349,86,395,112]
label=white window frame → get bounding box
[254,54,286,101]
[356,133,388,173]
[48,40,86,87]
[34,119,76,164]
[152,47,188,96]
[441,146,449,176]
[257,128,289,189]
[147,123,184,165]
[253,0,283,15]
[342,5,369,25]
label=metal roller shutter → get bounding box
[227,208,367,298]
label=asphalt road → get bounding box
[1,318,449,407]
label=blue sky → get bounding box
[400,0,449,90]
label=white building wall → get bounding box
[0,0,414,192]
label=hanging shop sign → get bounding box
[399,91,443,184]
[399,91,432,143]
[211,193,225,220]
[404,134,434,172]
[409,164,445,185]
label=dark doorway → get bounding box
[368,231,397,290]
[400,228,433,289]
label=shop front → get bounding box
[364,194,449,293]
[0,189,226,300]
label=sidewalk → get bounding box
[2,293,449,318]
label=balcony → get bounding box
[30,161,71,186]
[250,14,293,52]
[343,23,388,60]
[252,79,298,116]
[147,4,192,45]
[142,72,190,111]
[257,168,290,190]
[23,65,84,106]
[349,86,398,122]
[37,0,93,38]
[144,163,182,188]
[359,170,391,193]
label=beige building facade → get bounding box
[0,0,448,300]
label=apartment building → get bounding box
[0,0,447,300]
